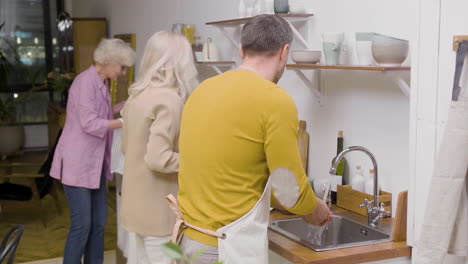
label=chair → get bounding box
[0,152,62,228]
[0,131,63,228]
[0,224,24,264]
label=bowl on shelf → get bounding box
[372,33,408,45]
[291,50,322,64]
[372,43,409,66]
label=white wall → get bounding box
[71,0,415,209]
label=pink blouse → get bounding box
[50,65,113,189]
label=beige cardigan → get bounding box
[120,87,183,236]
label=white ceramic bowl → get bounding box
[356,32,408,45]
[372,34,408,45]
[291,50,322,64]
[372,44,409,66]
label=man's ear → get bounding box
[239,45,245,58]
[280,44,290,62]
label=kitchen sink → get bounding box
[269,215,391,251]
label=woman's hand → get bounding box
[113,100,126,115]
[108,119,123,130]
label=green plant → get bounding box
[162,242,223,264]
[0,69,44,124]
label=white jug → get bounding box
[202,38,220,62]
[260,0,274,14]
[239,0,247,17]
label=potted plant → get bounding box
[47,68,73,107]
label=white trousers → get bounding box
[127,234,172,264]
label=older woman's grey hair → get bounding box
[93,38,136,67]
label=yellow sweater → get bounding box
[178,70,318,246]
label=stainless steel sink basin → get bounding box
[269,215,391,251]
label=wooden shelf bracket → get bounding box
[290,69,323,104]
[384,72,411,98]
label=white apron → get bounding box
[166,178,272,264]
[414,40,468,263]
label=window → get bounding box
[0,0,61,124]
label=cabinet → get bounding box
[72,18,108,74]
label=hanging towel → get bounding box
[110,128,125,175]
[414,41,468,264]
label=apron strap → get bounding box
[452,40,468,101]
[165,194,226,244]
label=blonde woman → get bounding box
[50,38,135,264]
[120,31,198,263]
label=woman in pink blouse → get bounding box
[50,38,135,264]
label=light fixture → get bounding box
[34,37,39,44]
[52,38,57,45]
[16,37,21,44]
[13,93,19,99]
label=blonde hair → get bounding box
[93,38,136,66]
[128,31,198,101]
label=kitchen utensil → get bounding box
[172,23,184,35]
[243,0,261,16]
[202,37,220,61]
[322,32,344,43]
[322,32,344,65]
[339,42,354,65]
[239,0,247,17]
[289,0,306,13]
[392,190,408,242]
[323,42,342,65]
[372,33,408,45]
[356,41,375,66]
[260,0,275,14]
[291,50,321,64]
[372,43,409,66]
[298,120,309,172]
[355,32,375,42]
[274,0,289,14]
[313,178,331,200]
[183,24,195,45]
[322,182,331,201]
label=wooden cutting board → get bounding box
[298,120,309,174]
[392,190,408,242]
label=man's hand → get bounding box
[302,199,333,226]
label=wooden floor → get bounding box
[0,187,117,263]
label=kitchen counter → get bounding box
[268,207,411,264]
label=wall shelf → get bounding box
[287,64,410,71]
[287,64,411,101]
[206,14,314,50]
[196,61,236,75]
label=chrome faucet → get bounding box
[329,146,390,227]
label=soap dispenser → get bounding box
[350,165,365,192]
[364,169,379,195]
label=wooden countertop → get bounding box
[268,210,411,264]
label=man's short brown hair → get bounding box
[241,15,293,57]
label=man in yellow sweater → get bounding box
[176,15,332,263]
